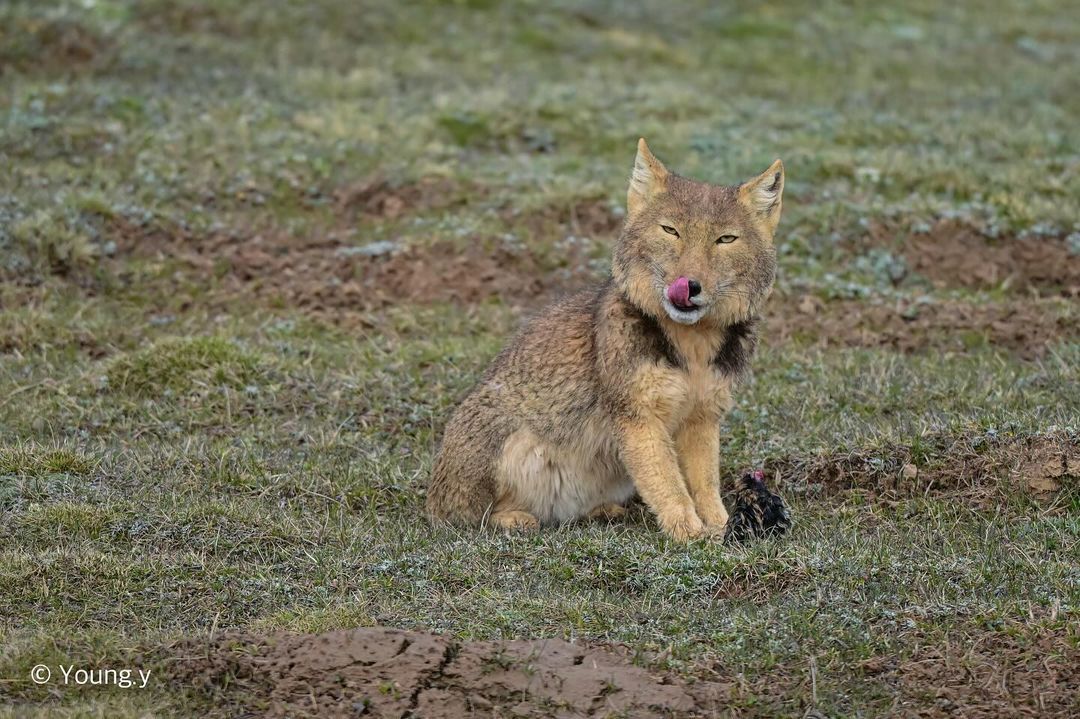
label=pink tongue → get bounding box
[667,276,691,306]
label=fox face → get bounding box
[613,139,783,327]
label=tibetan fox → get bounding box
[427,139,783,540]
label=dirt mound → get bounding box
[768,295,1078,359]
[159,622,1078,718]
[873,221,1080,294]
[764,433,1078,507]
[166,627,731,718]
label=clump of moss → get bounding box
[104,336,268,398]
[5,210,100,279]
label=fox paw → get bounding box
[696,504,729,532]
[587,503,628,521]
[490,510,540,533]
[660,507,705,542]
[700,521,728,540]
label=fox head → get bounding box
[612,138,783,327]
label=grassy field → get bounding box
[1,0,1078,716]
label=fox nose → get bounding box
[687,279,702,297]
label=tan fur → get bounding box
[587,503,628,520]
[489,510,540,532]
[493,422,631,525]
[427,139,783,540]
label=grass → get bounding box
[1,0,1078,717]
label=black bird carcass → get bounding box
[723,470,792,544]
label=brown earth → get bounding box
[17,187,1071,358]
[332,175,485,223]
[768,293,1079,359]
[111,184,616,317]
[112,224,1077,358]
[174,230,560,313]
[871,220,1080,295]
[157,623,1079,719]
[164,627,734,718]
[499,195,625,241]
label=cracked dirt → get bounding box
[161,622,1079,718]
[166,627,733,718]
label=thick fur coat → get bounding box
[427,140,783,540]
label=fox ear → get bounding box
[627,138,669,217]
[739,159,784,232]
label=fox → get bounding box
[426,139,783,540]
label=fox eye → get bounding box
[716,234,738,244]
[660,225,680,237]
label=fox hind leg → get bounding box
[587,503,627,521]
[490,509,541,532]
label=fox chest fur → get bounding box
[627,323,739,432]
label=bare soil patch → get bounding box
[165,627,733,718]
[99,199,1079,357]
[151,229,569,314]
[769,294,1079,359]
[112,189,616,317]
[502,196,624,241]
[872,221,1080,295]
[157,623,1079,718]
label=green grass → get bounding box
[1,0,1078,716]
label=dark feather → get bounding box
[723,470,792,544]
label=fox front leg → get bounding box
[617,421,704,541]
[675,413,728,532]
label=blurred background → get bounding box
[1,1,1078,717]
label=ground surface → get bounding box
[1,0,1078,717]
